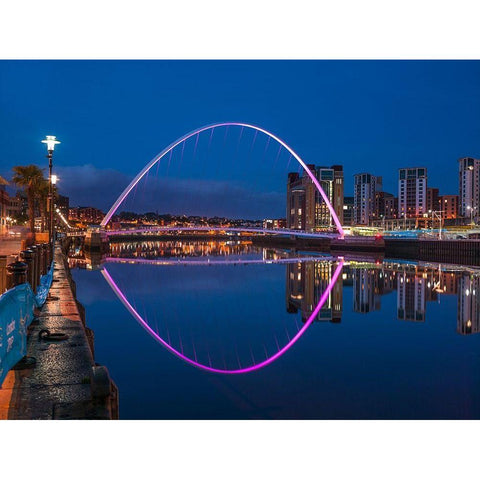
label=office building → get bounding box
[398,167,427,218]
[458,157,480,221]
[287,165,344,231]
[353,173,381,225]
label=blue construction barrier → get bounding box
[0,262,54,385]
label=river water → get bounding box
[69,239,480,419]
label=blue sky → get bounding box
[1,60,479,218]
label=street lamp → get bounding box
[41,135,60,245]
[466,206,476,225]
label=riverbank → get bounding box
[0,241,118,419]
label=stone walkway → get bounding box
[0,243,117,419]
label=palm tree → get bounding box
[36,177,52,232]
[11,165,45,233]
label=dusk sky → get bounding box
[1,60,479,218]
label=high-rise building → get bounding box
[287,165,344,231]
[332,165,344,225]
[353,173,381,225]
[314,166,344,228]
[398,167,427,218]
[458,157,480,221]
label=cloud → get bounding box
[56,164,286,219]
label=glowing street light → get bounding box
[41,135,60,152]
[42,135,60,245]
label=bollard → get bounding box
[37,243,45,276]
[42,243,49,273]
[48,241,53,265]
[20,250,35,291]
[29,245,38,293]
[34,245,41,284]
[6,261,28,289]
[43,242,50,268]
[32,245,41,291]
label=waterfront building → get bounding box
[332,165,344,226]
[262,218,286,229]
[373,191,397,223]
[426,187,440,213]
[398,167,427,219]
[458,157,480,222]
[7,191,27,220]
[287,165,344,231]
[69,206,105,224]
[353,173,381,225]
[440,195,459,219]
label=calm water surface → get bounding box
[70,239,480,419]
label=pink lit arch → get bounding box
[101,259,344,374]
[100,122,345,237]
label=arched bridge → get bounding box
[67,226,338,239]
[96,122,345,239]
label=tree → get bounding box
[11,165,45,234]
[36,177,54,232]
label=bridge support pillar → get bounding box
[84,229,109,254]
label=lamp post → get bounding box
[466,206,476,226]
[41,135,60,246]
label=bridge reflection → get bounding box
[67,239,480,375]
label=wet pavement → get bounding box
[0,243,116,419]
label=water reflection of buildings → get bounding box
[397,267,426,322]
[68,237,480,336]
[457,274,480,335]
[286,261,343,322]
[349,265,396,314]
[109,240,256,259]
[353,268,381,313]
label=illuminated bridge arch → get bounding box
[100,122,345,237]
[101,259,344,374]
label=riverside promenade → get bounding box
[0,242,118,419]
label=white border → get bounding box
[0,1,479,59]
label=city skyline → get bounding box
[1,61,479,217]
